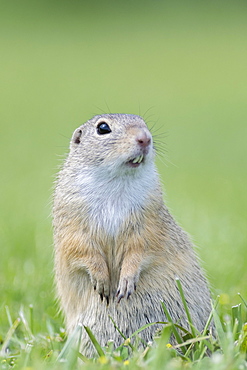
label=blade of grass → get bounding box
[65,324,87,368]
[57,324,82,362]
[232,304,242,337]
[150,324,175,367]
[157,321,193,336]
[174,335,210,350]
[129,321,162,350]
[3,306,24,348]
[197,344,208,361]
[84,325,105,357]
[239,323,247,353]
[211,299,226,352]
[0,317,21,356]
[29,304,34,335]
[77,351,90,363]
[130,322,161,338]
[161,301,187,355]
[22,342,33,369]
[238,293,247,309]
[109,316,127,341]
[176,278,196,338]
[198,297,218,353]
[5,306,13,327]
[75,322,90,363]
[19,306,34,341]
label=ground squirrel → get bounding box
[53,113,212,356]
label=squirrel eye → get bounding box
[97,122,112,135]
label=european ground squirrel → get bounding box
[53,114,212,356]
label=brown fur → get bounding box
[53,114,212,356]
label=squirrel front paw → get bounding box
[116,276,137,303]
[91,276,110,304]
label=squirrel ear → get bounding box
[72,128,82,144]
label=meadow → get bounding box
[0,0,247,368]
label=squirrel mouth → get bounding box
[127,154,144,168]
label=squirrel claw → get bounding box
[116,276,137,302]
[116,291,124,303]
[127,291,132,299]
[99,292,109,305]
[91,275,110,304]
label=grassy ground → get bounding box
[0,0,247,368]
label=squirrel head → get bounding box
[69,114,155,176]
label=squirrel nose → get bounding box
[135,130,151,148]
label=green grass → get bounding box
[0,0,247,368]
[1,285,247,369]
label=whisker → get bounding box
[93,105,107,114]
[104,100,112,114]
[154,149,168,157]
[150,125,168,135]
[142,106,156,121]
[156,151,178,168]
[59,133,71,140]
[156,154,169,168]
[145,115,157,124]
[152,135,168,141]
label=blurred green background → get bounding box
[0,0,247,333]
